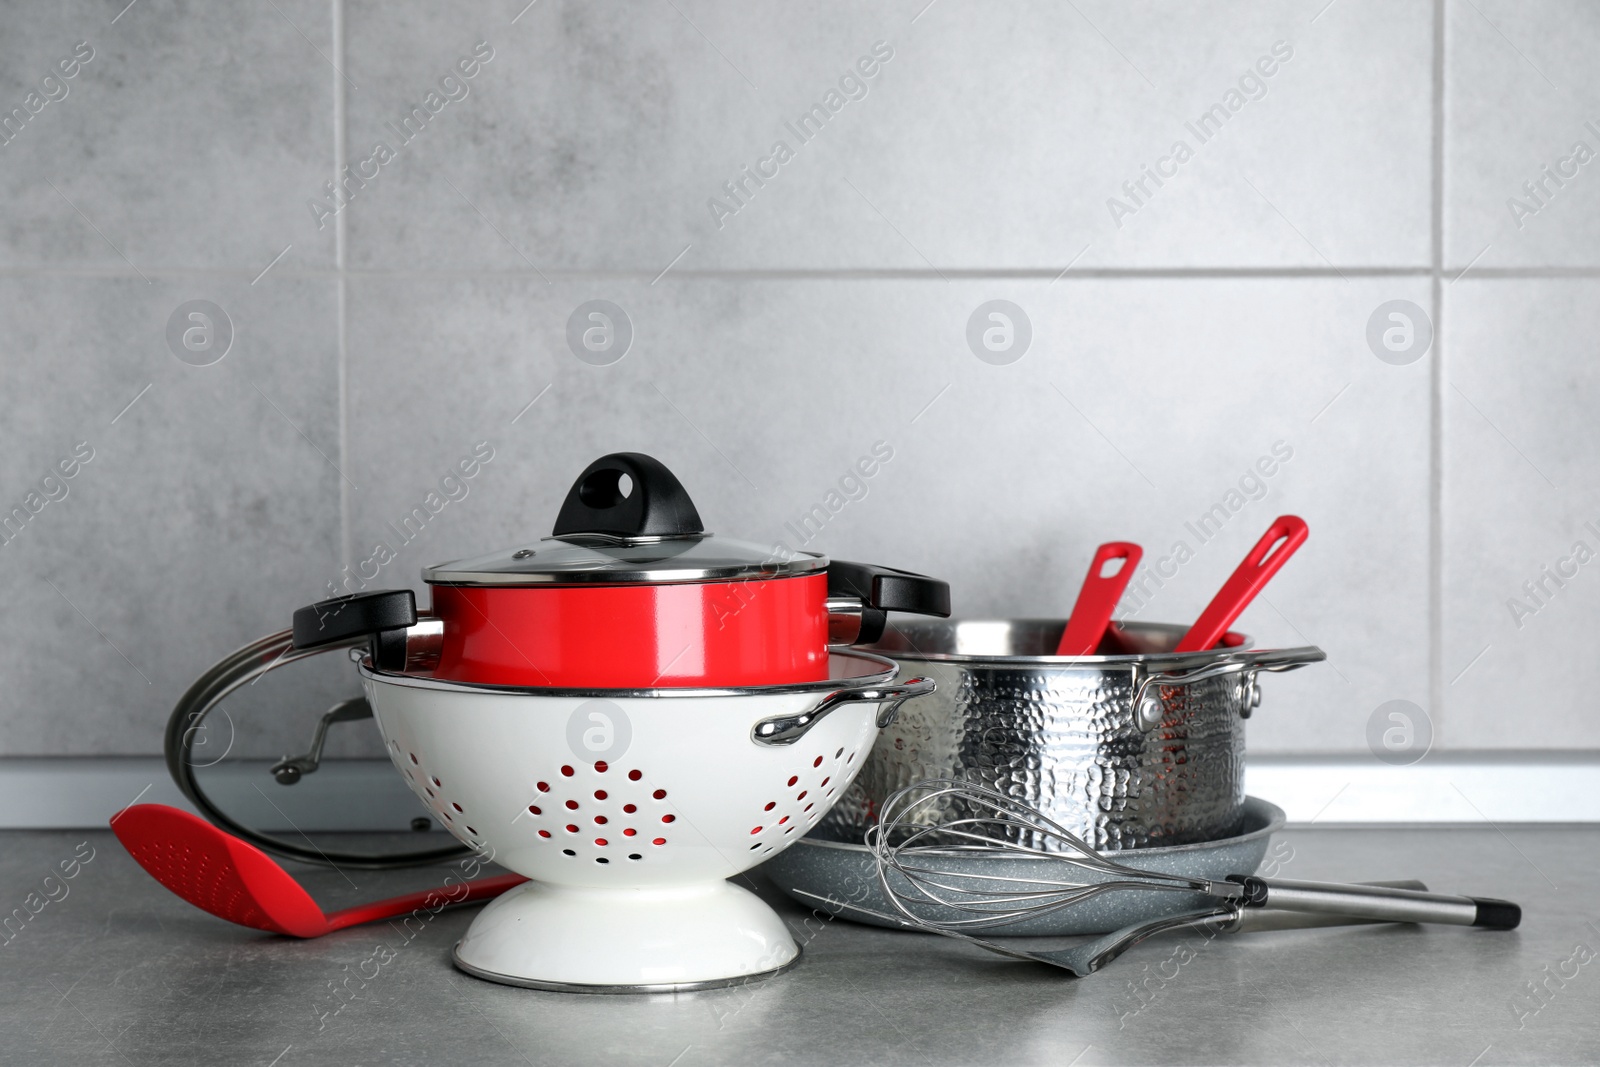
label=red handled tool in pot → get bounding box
[111,804,525,938]
[1175,515,1308,653]
[1055,542,1143,656]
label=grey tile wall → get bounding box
[0,0,1592,756]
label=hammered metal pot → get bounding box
[818,620,1324,850]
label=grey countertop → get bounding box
[2,824,1596,1066]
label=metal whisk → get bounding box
[860,779,1522,976]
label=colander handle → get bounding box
[751,676,936,747]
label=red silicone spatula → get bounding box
[1055,542,1143,656]
[1174,515,1309,653]
[110,803,526,938]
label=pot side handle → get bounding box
[292,589,420,671]
[1131,646,1325,731]
[826,561,952,644]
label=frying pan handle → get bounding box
[750,676,936,747]
[1175,515,1308,653]
[1235,876,1521,930]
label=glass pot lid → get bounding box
[423,453,827,587]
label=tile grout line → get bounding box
[6,265,1600,281]
[1429,0,1447,745]
[333,0,352,573]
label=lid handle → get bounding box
[551,453,705,539]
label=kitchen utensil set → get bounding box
[118,454,1519,992]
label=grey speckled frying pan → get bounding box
[760,796,1285,937]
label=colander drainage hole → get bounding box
[786,776,798,787]
[628,770,642,781]
[763,801,775,811]
[562,849,575,856]
[812,756,823,768]
[528,805,541,816]
[834,747,843,758]
[628,854,642,861]
[565,800,579,810]
[596,857,609,864]
[560,765,575,777]
[595,760,609,772]
[623,803,637,814]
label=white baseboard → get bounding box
[1,754,1596,830]
[1244,753,1600,824]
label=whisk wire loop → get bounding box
[868,779,1243,932]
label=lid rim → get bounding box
[423,568,827,588]
[422,536,829,586]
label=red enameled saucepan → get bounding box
[293,452,951,688]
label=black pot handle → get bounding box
[292,589,417,670]
[551,453,704,539]
[827,561,951,644]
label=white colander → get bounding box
[359,650,932,992]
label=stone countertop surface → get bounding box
[1,824,1596,1066]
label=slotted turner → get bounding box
[111,804,525,937]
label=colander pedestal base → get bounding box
[452,879,800,993]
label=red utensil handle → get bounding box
[324,872,529,932]
[1175,516,1308,653]
[1056,542,1144,656]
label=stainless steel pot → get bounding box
[817,620,1324,850]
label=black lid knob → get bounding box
[551,453,705,539]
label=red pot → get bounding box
[292,453,949,688]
